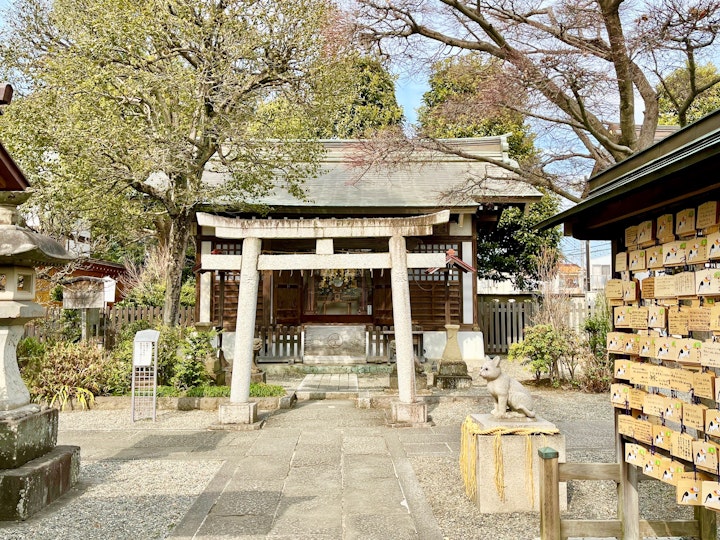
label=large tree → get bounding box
[658,63,720,126]
[0,0,339,325]
[418,54,560,288]
[314,55,404,138]
[357,0,720,201]
[418,55,535,160]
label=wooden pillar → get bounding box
[538,447,561,540]
[696,505,717,540]
[218,272,225,329]
[616,411,640,540]
[389,234,416,404]
[198,241,212,324]
[230,237,261,403]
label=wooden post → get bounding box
[696,505,718,540]
[538,447,561,540]
[617,424,640,540]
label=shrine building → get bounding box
[194,136,542,367]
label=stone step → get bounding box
[0,445,80,521]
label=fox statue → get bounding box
[479,356,536,419]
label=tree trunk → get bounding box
[163,209,194,326]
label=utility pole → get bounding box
[585,240,591,292]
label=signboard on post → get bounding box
[131,329,160,422]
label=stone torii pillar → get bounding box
[218,237,261,425]
[388,234,425,423]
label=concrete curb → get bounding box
[88,392,296,411]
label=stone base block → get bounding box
[0,445,80,521]
[390,400,427,425]
[438,360,469,376]
[466,413,567,513]
[435,375,473,389]
[250,371,266,383]
[218,402,258,425]
[0,405,58,469]
[389,372,427,391]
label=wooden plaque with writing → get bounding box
[688,307,711,332]
[668,308,690,336]
[654,275,677,298]
[697,201,719,230]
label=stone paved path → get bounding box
[167,400,443,539]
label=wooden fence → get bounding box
[26,301,596,357]
[538,447,716,540]
[478,301,536,354]
[478,299,595,354]
[23,305,196,345]
[254,324,402,363]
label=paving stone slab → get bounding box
[343,478,408,513]
[271,498,342,537]
[402,442,453,456]
[210,489,281,516]
[344,513,420,540]
[282,467,342,496]
[342,435,389,455]
[343,454,397,479]
[230,457,291,481]
[248,435,299,457]
[196,514,274,536]
[291,444,341,467]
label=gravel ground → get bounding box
[415,397,699,540]
[0,459,223,540]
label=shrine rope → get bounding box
[459,415,559,506]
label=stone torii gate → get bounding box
[196,210,450,426]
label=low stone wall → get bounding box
[87,393,296,411]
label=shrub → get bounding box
[508,324,570,383]
[249,382,286,397]
[156,325,185,386]
[109,323,215,392]
[157,385,182,397]
[20,341,118,409]
[167,327,215,390]
[581,296,613,393]
[186,385,231,398]
[165,383,285,398]
[106,319,153,395]
[17,336,45,363]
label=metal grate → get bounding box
[131,365,156,422]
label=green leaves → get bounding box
[0,0,341,323]
[476,192,562,290]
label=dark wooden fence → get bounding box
[478,300,536,354]
[23,306,196,345]
[478,300,594,354]
[253,324,400,363]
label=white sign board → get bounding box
[132,329,160,367]
[63,288,104,309]
[133,341,154,367]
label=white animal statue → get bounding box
[479,356,536,419]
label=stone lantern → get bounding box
[0,190,78,520]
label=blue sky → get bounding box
[395,73,428,127]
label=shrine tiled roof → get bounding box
[201,137,541,213]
